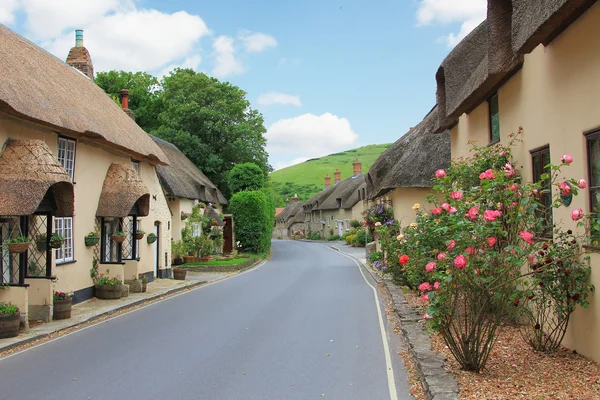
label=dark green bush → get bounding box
[350,229,374,247]
[228,163,265,194]
[350,220,362,229]
[369,251,383,263]
[229,190,273,254]
[327,235,341,241]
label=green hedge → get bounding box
[229,190,273,255]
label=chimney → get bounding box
[66,30,94,80]
[325,173,331,188]
[353,158,362,176]
[286,197,290,206]
[334,168,341,184]
[120,89,135,120]
[292,194,299,203]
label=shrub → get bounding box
[308,232,322,240]
[229,190,273,254]
[327,235,341,241]
[0,302,18,315]
[228,163,265,194]
[350,219,363,229]
[369,251,383,263]
[350,229,374,247]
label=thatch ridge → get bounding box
[0,25,167,165]
[96,164,150,218]
[152,136,227,205]
[304,185,336,212]
[286,204,306,229]
[277,202,303,223]
[0,139,74,216]
[367,107,451,199]
[318,175,366,210]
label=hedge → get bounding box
[229,190,273,255]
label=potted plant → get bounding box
[0,302,20,338]
[171,241,185,265]
[198,235,214,262]
[147,233,158,244]
[5,236,30,254]
[172,267,187,280]
[94,273,122,299]
[49,233,65,249]
[52,291,73,320]
[135,230,145,240]
[138,273,149,292]
[112,231,126,244]
[85,231,100,247]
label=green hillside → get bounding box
[269,144,391,206]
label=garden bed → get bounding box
[180,256,259,273]
[403,290,600,399]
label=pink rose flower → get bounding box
[558,182,571,196]
[484,169,497,180]
[454,255,467,269]
[441,203,451,211]
[484,209,501,222]
[433,282,441,290]
[435,169,446,179]
[421,294,429,302]
[571,208,584,221]
[449,207,458,214]
[426,261,437,273]
[560,154,573,165]
[528,253,537,265]
[419,282,432,293]
[479,172,486,180]
[465,247,475,256]
[432,208,442,215]
[487,237,497,247]
[451,191,463,200]
[437,252,446,261]
[502,163,516,177]
[424,313,433,320]
[467,206,479,221]
[519,231,534,245]
[578,179,587,189]
[506,184,518,191]
[447,240,456,251]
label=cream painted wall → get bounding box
[388,188,432,228]
[448,2,600,361]
[169,198,194,243]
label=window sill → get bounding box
[25,276,56,280]
[57,260,77,266]
[2,283,30,288]
[488,138,500,147]
[99,262,126,265]
[122,258,141,262]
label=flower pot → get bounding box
[142,280,148,292]
[8,242,29,254]
[199,257,210,262]
[49,239,64,249]
[0,312,20,338]
[135,232,145,240]
[147,235,158,244]
[36,239,47,252]
[172,257,184,266]
[85,236,99,247]
[112,235,126,244]
[53,299,72,320]
[182,255,196,264]
[173,268,187,280]
[95,284,123,300]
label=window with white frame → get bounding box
[326,216,331,226]
[57,137,76,181]
[54,217,73,263]
[191,223,201,237]
[345,219,350,231]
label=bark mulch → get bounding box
[403,290,600,400]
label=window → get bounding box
[101,218,122,263]
[54,217,74,263]
[131,160,140,175]
[488,93,500,143]
[326,216,331,226]
[531,147,552,237]
[586,131,600,241]
[191,223,201,237]
[57,137,76,181]
[345,219,350,231]
[122,216,139,260]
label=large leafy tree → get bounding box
[228,162,265,194]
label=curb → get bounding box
[330,244,460,400]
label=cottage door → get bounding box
[153,223,159,278]
[223,216,233,253]
[338,221,344,237]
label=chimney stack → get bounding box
[325,173,331,187]
[120,89,135,120]
[292,194,299,203]
[334,168,341,184]
[66,30,94,80]
[285,197,290,206]
[353,158,362,176]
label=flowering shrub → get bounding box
[52,291,73,301]
[363,204,394,233]
[398,131,593,371]
[0,302,18,315]
[95,273,122,286]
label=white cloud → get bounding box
[156,54,203,79]
[266,113,359,159]
[238,30,277,53]
[0,0,18,24]
[273,157,309,171]
[212,35,244,78]
[257,92,301,107]
[416,0,486,47]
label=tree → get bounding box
[229,190,273,254]
[228,163,265,194]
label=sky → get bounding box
[0,0,486,171]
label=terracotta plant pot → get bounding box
[95,284,123,300]
[85,236,99,247]
[199,256,211,262]
[8,242,29,254]
[173,268,187,280]
[112,235,126,244]
[53,299,72,320]
[0,312,20,338]
[182,256,197,264]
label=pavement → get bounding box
[0,240,411,400]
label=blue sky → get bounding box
[0,0,485,170]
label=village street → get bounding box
[0,241,410,400]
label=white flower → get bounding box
[396,234,404,241]
[375,222,382,227]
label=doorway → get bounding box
[153,222,159,278]
[338,221,344,237]
[223,215,233,253]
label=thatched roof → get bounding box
[96,164,150,218]
[367,107,451,199]
[205,205,224,227]
[303,185,336,213]
[318,175,366,211]
[0,25,167,165]
[286,205,306,229]
[0,139,74,216]
[152,136,227,205]
[277,201,303,223]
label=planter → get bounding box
[49,239,64,249]
[135,232,145,240]
[112,235,126,244]
[85,236,100,247]
[147,235,158,244]
[53,299,72,320]
[8,242,29,254]
[0,312,20,338]
[199,256,210,262]
[142,280,148,292]
[173,268,187,280]
[36,240,47,252]
[183,255,197,264]
[95,284,123,300]
[172,257,184,266]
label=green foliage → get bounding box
[369,251,383,263]
[53,291,73,301]
[228,162,265,194]
[229,190,273,254]
[0,302,18,315]
[308,232,322,240]
[95,273,121,286]
[197,235,215,258]
[350,229,374,247]
[350,220,362,229]
[327,235,341,241]
[5,236,29,244]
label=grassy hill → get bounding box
[269,144,391,206]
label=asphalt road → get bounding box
[0,240,411,400]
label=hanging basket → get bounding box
[8,242,29,254]
[85,236,100,247]
[36,240,47,252]
[49,239,64,249]
[135,232,145,240]
[147,235,158,244]
[112,235,126,244]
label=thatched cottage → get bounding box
[274,198,304,239]
[0,27,172,327]
[431,0,600,361]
